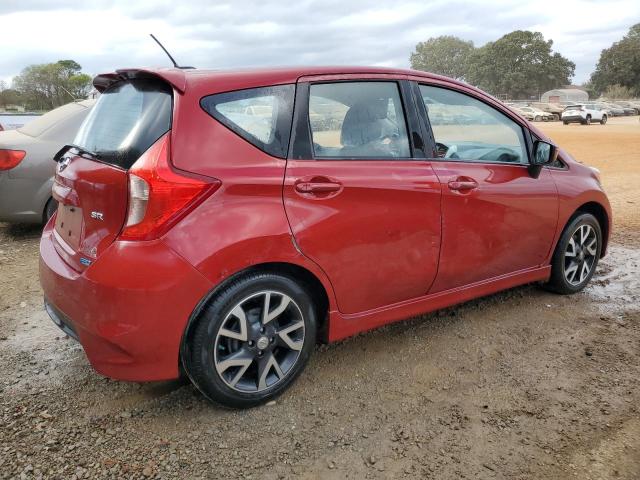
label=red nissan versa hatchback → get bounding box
[40,66,611,408]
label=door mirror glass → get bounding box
[532,140,556,165]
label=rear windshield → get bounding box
[74,78,172,169]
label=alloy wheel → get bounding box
[563,224,598,285]
[214,291,305,393]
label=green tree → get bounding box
[410,36,475,80]
[591,24,640,97]
[11,60,92,110]
[602,84,634,100]
[466,31,575,99]
[0,88,23,109]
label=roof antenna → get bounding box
[149,34,194,69]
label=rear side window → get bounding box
[74,79,172,169]
[201,84,295,158]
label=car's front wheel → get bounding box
[545,213,602,294]
[185,273,317,408]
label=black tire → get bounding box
[545,213,602,295]
[534,115,541,122]
[563,121,569,125]
[585,115,591,125]
[185,272,317,408]
[43,198,58,224]
[600,115,607,125]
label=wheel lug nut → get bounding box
[248,340,254,347]
[260,327,265,334]
[270,337,275,343]
[258,350,263,356]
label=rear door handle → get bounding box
[295,181,342,194]
[448,178,478,191]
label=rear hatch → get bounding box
[51,78,173,271]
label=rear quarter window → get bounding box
[200,84,295,158]
[74,78,172,169]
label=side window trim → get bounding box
[416,82,532,166]
[289,82,313,160]
[292,79,422,161]
[409,81,437,158]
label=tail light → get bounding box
[0,150,26,170]
[120,133,220,241]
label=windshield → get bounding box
[74,78,172,169]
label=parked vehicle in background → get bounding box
[0,122,3,131]
[598,102,624,116]
[40,66,611,408]
[613,101,640,114]
[507,105,536,121]
[530,102,563,121]
[610,103,637,116]
[0,100,95,224]
[562,104,607,125]
[517,106,552,121]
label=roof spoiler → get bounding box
[93,68,187,93]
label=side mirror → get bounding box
[529,140,557,178]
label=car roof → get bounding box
[93,65,466,94]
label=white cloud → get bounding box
[1,0,638,87]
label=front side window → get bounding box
[201,84,294,159]
[309,82,411,159]
[419,85,528,164]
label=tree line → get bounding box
[410,24,640,100]
[0,60,92,111]
[1,24,638,110]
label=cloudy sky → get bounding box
[1,0,638,87]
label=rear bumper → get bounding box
[39,221,212,381]
[562,115,585,123]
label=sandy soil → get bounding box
[0,117,639,479]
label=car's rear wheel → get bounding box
[600,115,607,125]
[185,273,316,408]
[545,213,602,294]
[43,198,58,224]
[563,120,569,125]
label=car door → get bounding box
[414,82,559,293]
[283,78,442,315]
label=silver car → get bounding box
[0,100,94,224]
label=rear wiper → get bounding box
[53,144,101,162]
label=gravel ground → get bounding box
[1,117,639,479]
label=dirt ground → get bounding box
[1,116,639,480]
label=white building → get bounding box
[541,88,588,103]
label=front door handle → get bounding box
[448,177,478,191]
[295,181,342,194]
